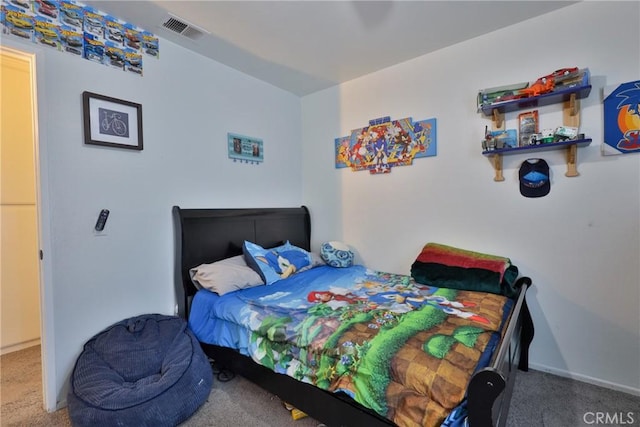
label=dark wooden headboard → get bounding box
[172,206,311,318]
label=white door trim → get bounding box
[1,44,56,412]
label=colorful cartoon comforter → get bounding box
[188,265,513,427]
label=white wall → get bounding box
[2,36,303,407]
[302,1,640,395]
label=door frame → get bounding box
[1,45,56,412]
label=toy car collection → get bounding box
[483,123,582,151]
[1,0,159,75]
[477,67,589,111]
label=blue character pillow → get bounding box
[243,240,312,285]
[320,241,354,268]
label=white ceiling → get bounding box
[85,1,576,96]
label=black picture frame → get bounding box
[82,91,143,151]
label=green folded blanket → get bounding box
[410,243,519,298]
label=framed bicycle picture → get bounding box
[82,91,143,150]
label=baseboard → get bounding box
[528,362,640,397]
[0,338,40,356]
[54,398,67,412]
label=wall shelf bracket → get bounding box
[491,154,505,181]
[492,109,504,130]
[566,144,579,177]
[568,93,578,117]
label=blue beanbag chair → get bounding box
[68,314,212,427]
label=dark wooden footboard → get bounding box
[467,277,533,427]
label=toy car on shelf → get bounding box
[477,67,588,111]
[481,126,517,151]
[530,129,555,145]
[477,83,529,106]
[529,126,580,145]
[546,67,579,79]
[554,126,579,141]
[520,75,555,97]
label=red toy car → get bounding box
[545,67,579,80]
[521,67,580,97]
[37,0,58,18]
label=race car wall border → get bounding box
[335,116,437,174]
[1,0,159,77]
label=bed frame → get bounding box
[172,205,534,427]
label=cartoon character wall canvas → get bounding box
[335,116,437,174]
[603,80,640,155]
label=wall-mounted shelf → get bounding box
[483,138,591,181]
[479,84,592,116]
[479,76,592,182]
[482,138,592,156]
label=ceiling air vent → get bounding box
[161,14,208,41]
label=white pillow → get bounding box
[190,255,264,295]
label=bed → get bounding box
[172,205,534,427]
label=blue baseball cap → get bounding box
[519,159,550,198]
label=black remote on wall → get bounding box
[95,209,110,231]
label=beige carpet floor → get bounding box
[1,346,71,426]
[2,345,638,426]
[0,345,319,427]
